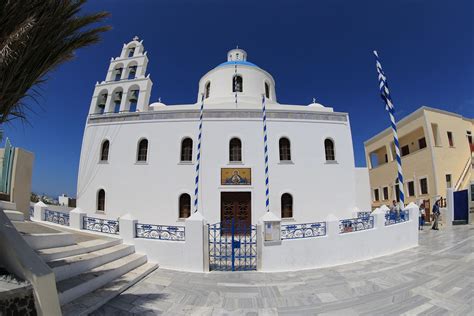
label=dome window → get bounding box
[233,75,243,93]
[325,139,336,161]
[265,82,270,99]
[205,82,211,99]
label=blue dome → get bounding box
[217,60,258,68]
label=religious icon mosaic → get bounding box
[221,168,251,185]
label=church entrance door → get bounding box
[208,192,256,271]
[220,192,251,227]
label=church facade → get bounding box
[77,38,371,226]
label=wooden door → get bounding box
[424,199,431,222]
[221,192,251,227]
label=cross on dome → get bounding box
[133,35,139,41]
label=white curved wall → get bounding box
[77,108,363,225]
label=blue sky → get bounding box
[4,0,473,197]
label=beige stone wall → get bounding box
[424,111,472,197]
[364,107,472,210]
[10,149,34,219]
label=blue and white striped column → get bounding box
[261,95,270,212]
[373,51,405,205]
[193,94,205,213]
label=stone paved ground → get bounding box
[93,225,474,315]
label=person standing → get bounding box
[419,203,425,230]
[432,199,440,230]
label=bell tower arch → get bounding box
[88,36,153,115]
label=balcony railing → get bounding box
[281,222,326,240]
[83,216,119,234]
[135,223,185,241]
[385,210,410,226]
[45,209,70,226]
[339,216,374,234]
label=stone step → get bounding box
[38,238,122,262]
[61,262,158,316]
[49,244,135,282]
[4,210,24,222]
[23,232,76,250]
[57,253,148,306]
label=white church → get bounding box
[66,37,423,273]
[77,37,372,226]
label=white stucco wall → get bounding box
[77,109,358,225]
[354,167,372,211]
[260,207,419,272]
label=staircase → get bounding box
[16,221,158,315]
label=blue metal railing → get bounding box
[83,216,119,234]
[135,223,185,241]
[44,209,70,226]
[385,210,410,226]
[281,222,326,239]
[339,216,374,234]
[357,211,371,218]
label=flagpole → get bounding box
[373,51,405,207]
[261,94,270,212]
[193,93,205,213]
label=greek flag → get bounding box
[373,51,405,205]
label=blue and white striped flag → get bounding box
[373,51,405,205]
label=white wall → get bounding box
[354,167,372,211]
[260,207,419,272]
[77,110,358,225]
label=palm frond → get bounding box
[0,0,111,124]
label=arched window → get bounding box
[100,140,109,161]
[113,91,122,113]
[229,138,242,162]
[233,75,243,92]
[114,68,123,81]
[279,137,291,161]
[129,90,139,112]
[281,193,293,218]
[128,47,135,57]
[97,93,107,114]
[137,139,148,162]
[324,139,335,161]
[205,82,211,99]
[180,138,193,162]
[128,65,137,80]
[97,189,105,212]
[265,82,270,99]
[179,193,191,218]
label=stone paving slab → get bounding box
[93,225,474,315]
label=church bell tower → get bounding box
[88,36,153,116]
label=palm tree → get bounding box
[0,0,110,124]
